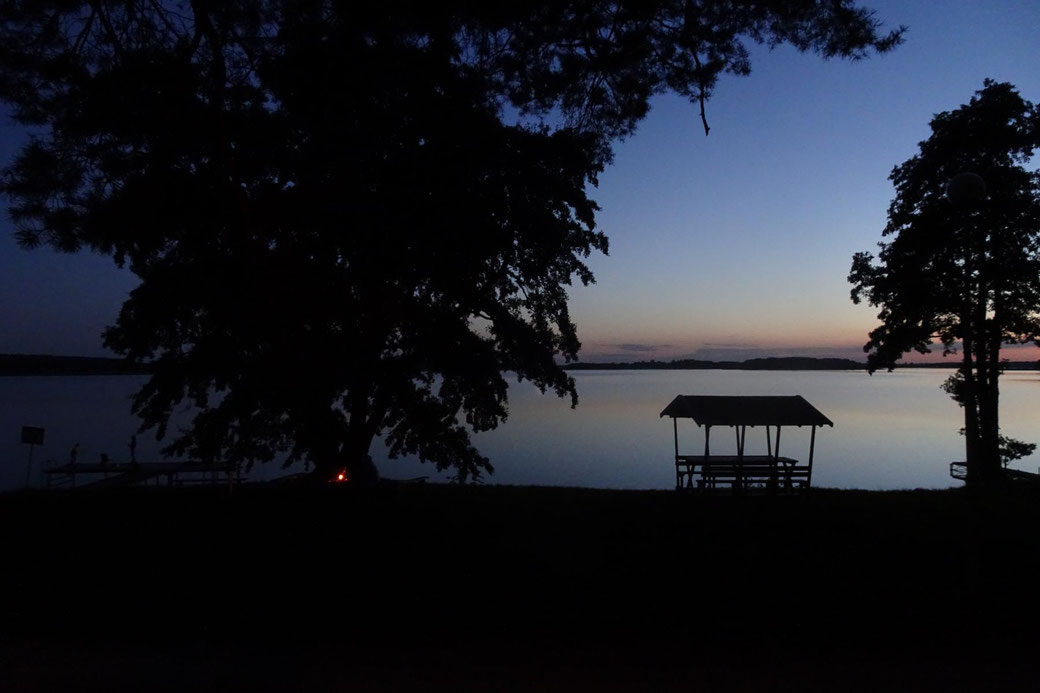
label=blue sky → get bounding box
[571,0,1040,361]
[1,1,1038,361]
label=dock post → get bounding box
[24,444,35,488]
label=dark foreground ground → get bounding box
[3,483,1040,690]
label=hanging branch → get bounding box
[692,51,710,136]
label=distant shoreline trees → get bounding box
[850,81,1040,487]
[566,356,867,370]
[1,2,903,482]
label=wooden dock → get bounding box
[950,461,1040,483]
[43,461,241,489]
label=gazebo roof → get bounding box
[659,395,833,427]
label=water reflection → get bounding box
[376,369,1040,490]
[2,370,1038,491]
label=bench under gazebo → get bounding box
[660,395,833,492]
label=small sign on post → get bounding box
[21,426,45,445]
[21,426,45,488]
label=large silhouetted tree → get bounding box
[1,1,902,482]
[850,81,1040,487]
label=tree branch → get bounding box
[88,1,124,58]
[71,9,96,56]
[691,51,710,136]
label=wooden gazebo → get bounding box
[660,395,833,491]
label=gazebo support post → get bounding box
[808,425,817,488]
[766,426,778,493]
[673,418,681,489]
[704,425,711,489]
[738,425,747,491]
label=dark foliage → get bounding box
[1,1,902,480]
[850,81,1040,485]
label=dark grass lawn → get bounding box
[2,483,1040,690]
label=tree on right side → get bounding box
[849,81,1040,487]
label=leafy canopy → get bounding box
[850,80,1040,483]
[1,1,902,479]
[850,80,1040,371]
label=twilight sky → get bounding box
[1,1,1038,362]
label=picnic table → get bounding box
[674,454,810,490]
[661,395,833,493]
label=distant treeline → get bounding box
[565,356,1040,371]
[899,360,1040,371]
[565,357,867,371]
[0,354,148,376]
[4,353,1036,376]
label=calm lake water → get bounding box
[3,369,1040,491]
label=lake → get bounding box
[3,369,1039,491]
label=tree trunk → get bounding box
[977,324,1004,484]
[307,396,385,486]
[307,432,378,484]
[971,240,1003,487]
[977,375,1002,483]
[961,337,981,484]
[342,423,380,485]
[962,337,1003,487]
